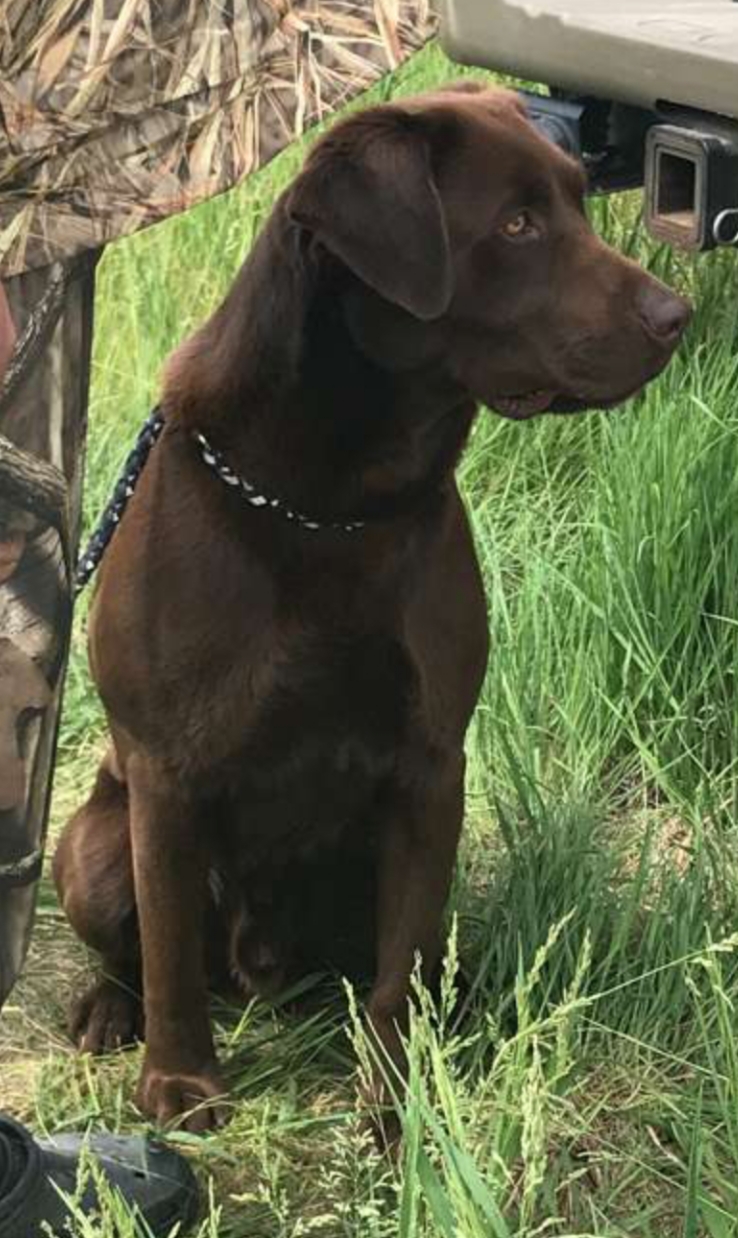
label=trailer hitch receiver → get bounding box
[645,123,738,251]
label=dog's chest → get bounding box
[221,630,417,865]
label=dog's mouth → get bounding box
[490,389,633,420]
[490,390,557,420]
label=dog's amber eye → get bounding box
[500,211,537,240]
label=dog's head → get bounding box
[288,83,691,420]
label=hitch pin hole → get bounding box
[713,208,738,246]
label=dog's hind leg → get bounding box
[53,749,143,1053]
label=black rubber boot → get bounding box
[0,1114,199,1236]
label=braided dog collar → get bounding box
[193,430,366,534]
[74,406,368,598]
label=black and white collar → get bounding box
[74,407,370,599]
[193,429,366,534]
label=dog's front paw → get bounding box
[136,1058,229,1132]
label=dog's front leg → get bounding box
[127,752,227,1131]
[366,760,464,1134]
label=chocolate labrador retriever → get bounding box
[54,83,690,1131]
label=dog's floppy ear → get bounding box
[288,112,453,321]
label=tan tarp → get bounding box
[0,0,436,277]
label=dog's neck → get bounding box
[166,202,476,525]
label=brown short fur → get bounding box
[53,84,690,1132]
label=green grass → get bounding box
[5,40,738,1237]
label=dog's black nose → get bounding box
[637,283,693,344]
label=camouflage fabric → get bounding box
[0,0,435,277]
[0,254,96,1006]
